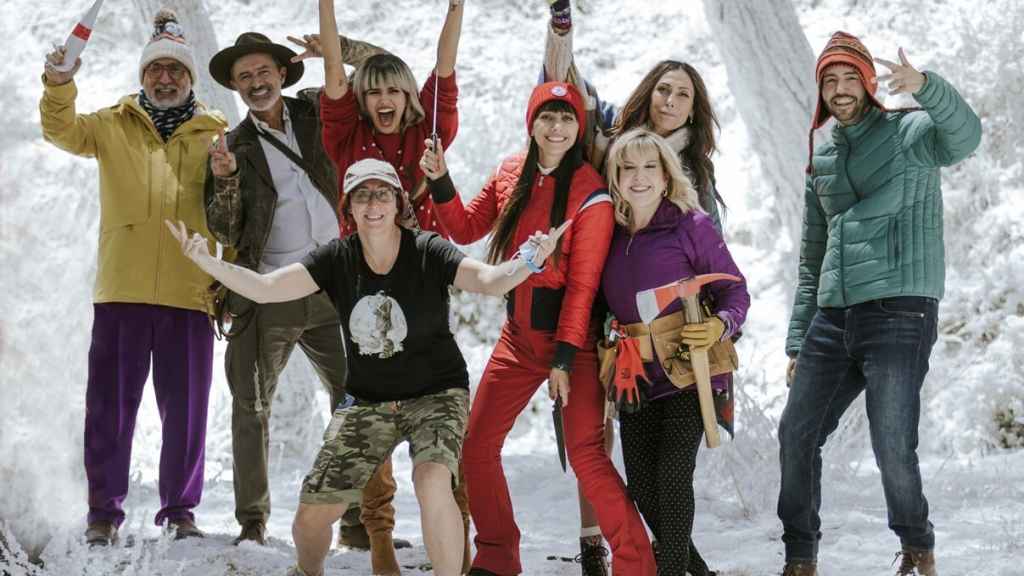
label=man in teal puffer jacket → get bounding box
[777,32,981,576]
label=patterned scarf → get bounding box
[137,89,196,141]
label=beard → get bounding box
[827,94,869,125]
[144,85,189,110]
[243,84,281,113]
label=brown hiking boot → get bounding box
[894,547,937,576]
[234,520,266,546]
[84,521,118,546]
[782,561,817,576]
[167,517,204,540]
[338,523,411,550]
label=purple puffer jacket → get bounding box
[601,199,750,401]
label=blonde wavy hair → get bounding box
[352,54,426,129]
[605,128,701,229]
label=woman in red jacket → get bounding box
[316,0,463,237]
[420,82,656,576]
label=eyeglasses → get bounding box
[145,63,188,81]
[350,187,396,204]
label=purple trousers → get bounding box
[85,303,213,527]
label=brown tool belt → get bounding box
[612,310,738,390]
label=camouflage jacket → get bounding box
[204,92,339,271]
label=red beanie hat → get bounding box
[811,31,885,129]
[525,82,586,140]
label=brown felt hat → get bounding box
[209,32,303,90]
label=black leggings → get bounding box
[620,391,711,576]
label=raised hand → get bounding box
[209,129,237,177]
[527,219,572,266]
[44,45,81,85]
[875,47,926,96]
[165,219,211,262]
[287,34,323,62]
[419,138,448,180]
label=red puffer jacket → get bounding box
[432,153,613,350]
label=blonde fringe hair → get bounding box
[352,54,426,129]
[605,128,702,229]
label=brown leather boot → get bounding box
[782,561,817,576]
[233,520,266,546]
[894,547,937,576]
[369,531,401,576]
[84,521,118,546]
[168,517,204,540]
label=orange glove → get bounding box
[680,316,725,352]
[608,337,649,413]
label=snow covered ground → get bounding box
[2,0,1021,574]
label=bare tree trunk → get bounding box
[703,0,817,266]
[133,0,240,125]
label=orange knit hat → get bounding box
[807,31,886,173]
[811,31,884,129]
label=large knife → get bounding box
[552,397,567,472]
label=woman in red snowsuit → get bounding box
[420,82,656,576]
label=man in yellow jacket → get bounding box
[39,10,227,546]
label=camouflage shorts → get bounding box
[299,387,469,506]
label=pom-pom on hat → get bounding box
[525,82,586,140]
[138,9,196,83]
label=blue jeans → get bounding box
[777,297,938,561]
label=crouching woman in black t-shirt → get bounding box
[166,158,570,576]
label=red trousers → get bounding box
[463,322,656,575]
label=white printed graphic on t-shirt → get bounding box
[349,291,408,358]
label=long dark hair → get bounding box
[487,100,584,264]
[609,60,723,211]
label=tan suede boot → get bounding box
[370,531,401,576]
[895,547,937,576]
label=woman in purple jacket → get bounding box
[601,129,750,576]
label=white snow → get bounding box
[1,0,1021,575]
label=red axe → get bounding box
[635,273,741,448]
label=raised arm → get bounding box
[454,221,571,295]
[877,49,982,167]
[435,0,464,78]
[318,0,348,100]
[421,140,503,245]
[165,220,318,304]
[40,47,100,157]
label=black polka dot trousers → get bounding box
[619,391,713,576]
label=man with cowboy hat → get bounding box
[778,31,981,576]
[206,33,407,572]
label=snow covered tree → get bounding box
[702,0,816,265]
[132,0,239,125]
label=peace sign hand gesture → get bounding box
[209,129,237,177]
[875,47,926,96]
[165,220,212,263]
[287,34,323,62]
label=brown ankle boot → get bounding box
[369,531,401,576]
[782,561,817,576]
[895,547,937,576]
